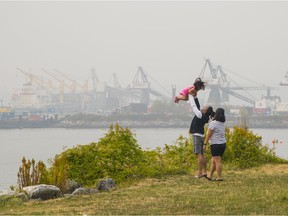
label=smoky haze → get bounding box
[1,1,288,105]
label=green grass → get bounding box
[1,164,288,215]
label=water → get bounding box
[1,128,287,191]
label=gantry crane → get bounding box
[280,71,288,86]
[41,69,72,103]
[41,69,76,92]
[130,67,150,88]
[54,69,77,93]
[91,67,98,92]
[54,69,89,93]
[125,67,167,104]
[112,73,121,89]
[199,58,278,106]
[16,68,53,91]
[16,68,57,106]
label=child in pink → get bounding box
[174,78,206,103]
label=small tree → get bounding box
[17,157,48,188]
[48,154,69,192]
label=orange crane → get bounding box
[41,68,75,92]
[41,69,71,103]
[54,69,88,93]
[54,69,76,93]
[16,68,53,91]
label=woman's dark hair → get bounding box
[214,108,226,122]
[193,78,206,91]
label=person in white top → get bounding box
[204,108,226,181]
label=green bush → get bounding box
[139,136,196,178]
[223,126,285,168]
[139,148,164,177]
[57,123,144,186]
[160,135,195,174]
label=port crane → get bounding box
[125,67,167,104]
[54,69,76,93]
[280,71,288,86]
[42,69,78,94]
[91,68,98,93]
[16,68,53,91]
[112,73,121,89]
[42,69,78,103]
[130,67,150,89]
[199,58,278,106]
[54,69,89,93]
[16,68,57,106]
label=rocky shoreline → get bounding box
[1,115,288,129]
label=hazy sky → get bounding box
[1,1,288,105]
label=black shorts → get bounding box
[210,143,226,157]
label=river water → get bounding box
[1,128,287,191]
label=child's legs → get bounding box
[177,94,188,100]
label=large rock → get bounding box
[72,188,98,195]
[22,184,62,200]
[96,178,115,192]
[65,179,82,194]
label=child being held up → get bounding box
[174,78,206,103]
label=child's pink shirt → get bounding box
[180,86,195,96]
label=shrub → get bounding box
[57,123,144,186]
[223,126,285,168]
[160,135,195,174]
[139,148,164,177]
[139,135,196,178]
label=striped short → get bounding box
[193,135,204,155]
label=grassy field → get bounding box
[1,164,288,215]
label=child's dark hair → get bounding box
[210,111,215,119]
[206,106,214,118]
[193,78,206,91]
[214,108,226,122]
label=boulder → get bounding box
[72,188,98,195]
[65,179,82,194]
[22,184,62,200]
[96,178,115,192]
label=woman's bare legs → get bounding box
[208,158,216,179]
[214,156,222,179]
[208,156,222,180]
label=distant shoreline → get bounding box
[1,114,288,129]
